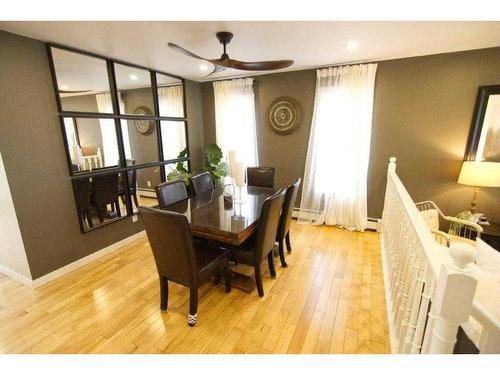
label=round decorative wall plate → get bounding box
[268,96,302,135]
[134,106,154,135]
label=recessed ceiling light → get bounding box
[61,85,69,90]
[129,74,139,81]
[346,41,360,51]
[199,63,210,72]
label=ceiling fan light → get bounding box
[129,74,138,81]
[346,40,360,51]
[199,63,210,72]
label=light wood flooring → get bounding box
[0,223,390,354]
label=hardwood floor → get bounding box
[0,223,390,354]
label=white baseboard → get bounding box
[7,230,146,289]
[0,264,33,288]
[292,208,381,231]
[138,188,156,198]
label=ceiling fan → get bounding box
[168,31,294,76]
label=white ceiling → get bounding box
[2,21,500,82]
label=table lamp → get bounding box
[457,161,500,213]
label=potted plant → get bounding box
[204,144,229,185]
[165,148,191,184]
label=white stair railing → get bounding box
[381,157,478,354]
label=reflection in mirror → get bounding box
[477,93,500,162]
[132,166,162,213]
[63,117,120,172]
[164,161,190,185]
[74,172,127,232]
[161,121,187,161]
[115,64,154,115]
[120,118,159,165]
[157,73,184,117]
[51,47,112,113]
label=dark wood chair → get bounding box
[119,169,138,209]
[90,173,121,223]
[247,167,275,188]
[228,188,286,297]
[138,206,231,326]
[74,177,93,228]
[155,180,188,209]
[189,172,215,196]
[276,177,301,267]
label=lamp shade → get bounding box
[457,161,500,187]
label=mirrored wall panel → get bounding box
[160,121,187,161]
[63,117,120,172]
[74,172,127,232]
[157,73,184,117]
[115,64,155,116]
[51,48,112,113]
[120,118,159,165]
[131,166,162,213]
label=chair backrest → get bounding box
[74,177,91,210]
[91,173,119,205]
[189,172,215,196]
[138,206,197,286]
[277,177,302,240]
[155,180,188,209]
[247,167,275,188]
[254,188,286,262]
[126,159,137,193]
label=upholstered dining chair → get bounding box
[139,206,231,326]
[155,180,188,208]
[228,188,286,297]
[189,172,215,196]
[74,177,93,228]
[119,169,138,209]
[90,173,121,223]
[247,167,275,188]
[275,177,302,267]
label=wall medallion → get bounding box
[268,96,302,135]
[134,106,154,135]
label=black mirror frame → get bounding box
[464,84,500,161]
[47,43,191,233]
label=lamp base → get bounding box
[469,186,480,214]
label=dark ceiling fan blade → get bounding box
[226,59,294,71]
[168,43,209,61]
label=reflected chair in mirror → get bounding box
[90,173,121,223]
[138,206,231,326]
[247,167,275,188]
[228,188,286,297]
[189,172,215,196]
[275,177,302,267]
[74,177,93,229]
[155,180,188,208]
[119,160,138,209]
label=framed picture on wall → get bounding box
[465,85,500,162]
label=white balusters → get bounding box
[381,157,479,354]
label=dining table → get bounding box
[163,185,277,292]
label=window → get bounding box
[213,78,259,167]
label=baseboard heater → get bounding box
[292,208,381,232]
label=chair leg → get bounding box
[160,276,168,311]
[96,206,104,223]
[132,193,139,208]
[188,287,198,326]
[278,240,288,268]
[115,201,121,217]
[255,265,264,297]
[86,209,94,228]
[224,265,232,293]
[285,232,292,253]
[267,252,277,278]
[214,272,220,285]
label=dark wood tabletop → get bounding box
[164,186,276,246]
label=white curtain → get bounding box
[298,64,378,231]
[158,86,186,160]
[96,93,132,165]
[213,78,259,167]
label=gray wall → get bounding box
[0,30,205,279]
[200,47,500,223]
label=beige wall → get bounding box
[0,30,205,279]
[201,47,500,223]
